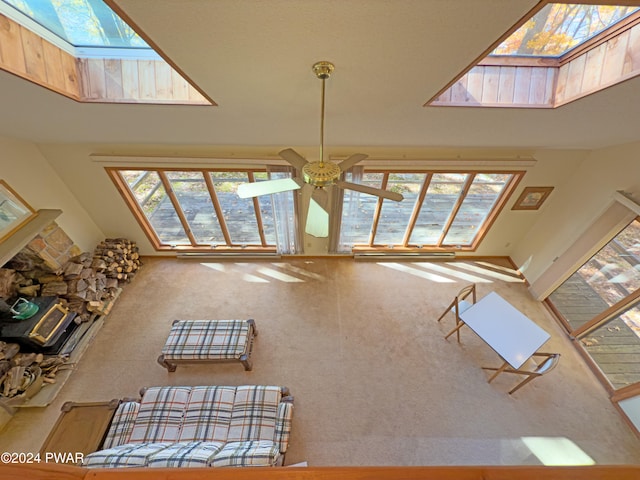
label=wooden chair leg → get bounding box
[444,319,465,343]
[508,375,537,394]
[483,361,509,383]
[437,301,455,322]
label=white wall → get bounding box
[35,144,159,254]
[0,136,104,252]
[472,149,585,257]
[511,141,640,292]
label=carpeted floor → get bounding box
[1,257,639,466]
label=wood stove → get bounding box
[0,296,78,354]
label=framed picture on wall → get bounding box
[0,180,36,243]
[512,186,554,211]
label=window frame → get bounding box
[428,1,640,108]
[344,169,524,253]
[545,215,640,395]
[106,167,283,253]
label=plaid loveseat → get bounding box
[83,385,294,468]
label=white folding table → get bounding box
[458,291,551,370]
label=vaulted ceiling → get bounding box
[1,0,640,153]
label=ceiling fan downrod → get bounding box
[313,61,334,169]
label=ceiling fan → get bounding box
[237,61,403,238]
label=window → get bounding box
[338,170,521,252]
[2,0,149,49]
[107,168,297,253]
[492,3,639,57]
[547,218,640,391]
[0,0,211,104]
[110,166,520,255]
[429,2,640,108]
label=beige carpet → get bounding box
[1,257,639,466]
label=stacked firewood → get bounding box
[37,252,114,322]
[0,341,68,399]
[2,238,141,323]
[92,238,142,284]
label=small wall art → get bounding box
[512,186,554,211]
[0,180,36,242]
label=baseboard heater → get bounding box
[177,253,282,261]
[354,252,456,262]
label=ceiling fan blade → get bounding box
[335,179,404,202]
[338,153,368,172]
[279,148,308,171]
[305,197,329,238]
[311,187,329,212]
[237,177,303,198]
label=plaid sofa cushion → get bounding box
[128,386,191,443]
[226,386,281,442]
[274,401,294,453]
[162,320,250,360]
[147,441,225,468]
[210,441,280,467]
[178,386,236,442]
[83,443,171,468]
[102,401,140,449]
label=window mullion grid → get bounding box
[203,171,232,246]
[158,171,199,246]
[437,173,475,247]
[402,173,432,246]
[247,172,268,246]
[368,173,390,246]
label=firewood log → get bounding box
[63,262,84,278]
[0,344,20,362]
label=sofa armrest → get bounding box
[274,399,294,453]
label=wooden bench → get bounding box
[157,319,257,372]
[40,400,120,462]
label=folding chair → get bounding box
[437,283,476,342]
[483,352,560,394]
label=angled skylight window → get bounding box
[0,0,211,104]
[2,0,149,49]
[430,2,640,108]
[491,3,639,57]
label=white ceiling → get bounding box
[1,0,640,154]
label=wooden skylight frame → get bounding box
[428,1,640,108]
[0,6,212,105]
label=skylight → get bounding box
[1,0,149,49]
[492,3,639,57]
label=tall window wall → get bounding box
[547,218,640,391]
[108,167,522,254]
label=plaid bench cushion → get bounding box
[178,386,236,443]
[128,386,191,443]
[226,386,282,443]
[84,443,171,468]
[210,441,280,467]
[147,441,225,468]
[162,320,251,360]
